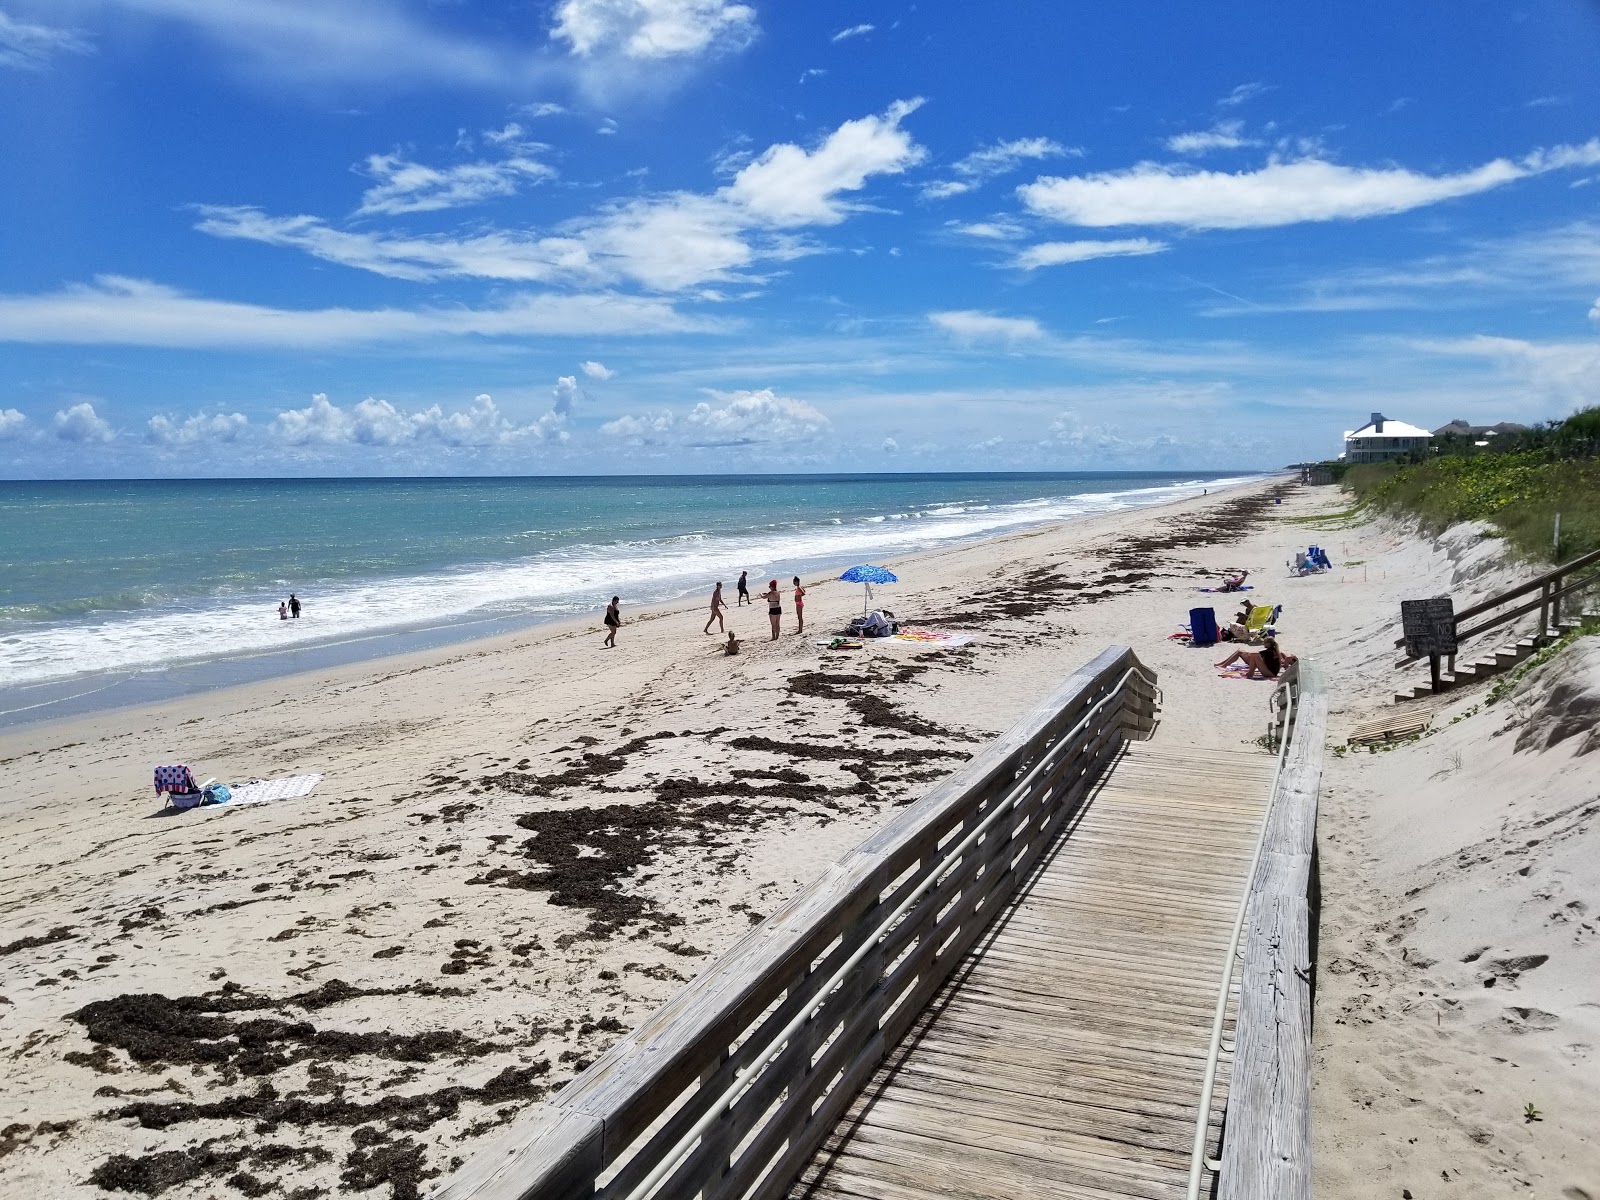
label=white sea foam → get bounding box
[0,476,1256,688]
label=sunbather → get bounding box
[1216,635,1290,680]
[1218,569,1249,592]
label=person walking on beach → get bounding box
[289,593,301,619]
[792,576,806,635]
[602,596,621,648]
[736,571,750,606]
[758,579,782,641]
[703,582,728,634]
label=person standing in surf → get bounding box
[703,581,728,634]
[736,571,750,606]
[792,576,806,635]
[289,593,302,618]
[758,579,782,641]
[602,596,621,648]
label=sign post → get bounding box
[1401,597,1458,692]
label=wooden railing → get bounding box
[1217,660,1327,1200]
[436,645,1159,1200]
[1395,544,1600,661]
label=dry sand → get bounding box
[4,476,1594,1200]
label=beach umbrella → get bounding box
[839,564,899,611]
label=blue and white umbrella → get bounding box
[839,564,899,610]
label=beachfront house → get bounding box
[1342,412,1431,464]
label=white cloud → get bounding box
[1019,141,1600,231]
[602,387,831,447]
[881,436,898,452]
[272,392,559,448]
[954,137,1072,179]
[600,409,674,443]
[1591,295,1600,325]
[1011,238,1168,270]
[147,411,248,444]
[831,23,873,42]
[1165,120,1257,155]
[923,136,1071,200]
[726,98,925,226]
[551,375,584,416]
[928,310,1044,342]
[1219,82,1269,108]
[581,360,616,379]
[683,388,830,445]
[356,148,554,216]
[0,276,710,348]
[1407,334,1600,407]
[0,10,92,69]
[0,407,29,438]
[551,0,756,60]
[949,219,1025,240]
[519,102,566,118]
[57,0,543,88]
[53,401,115,443]
[197,101,927,295]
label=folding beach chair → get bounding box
[154,764,216,811]
[1245,604,1281,639]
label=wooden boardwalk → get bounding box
[792,741,1275,1200]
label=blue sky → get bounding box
[1,0,1597,477]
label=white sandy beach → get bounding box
[2,478,1596,1199]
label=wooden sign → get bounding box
[1401,597,1456,658]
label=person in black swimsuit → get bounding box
[1215,635,1286,679]
[602,596,621,648]
[758,579,782,641]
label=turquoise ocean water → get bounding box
[0,473,1252,725]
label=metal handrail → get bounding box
[620,664,1154,1200]
[1183,668,1302,1200]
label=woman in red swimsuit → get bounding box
[792,576,806,635]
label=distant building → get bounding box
[1342,412,1431,464]
[1433,419,1529,439]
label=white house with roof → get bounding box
[1342,412,1431,463]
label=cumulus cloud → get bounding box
[603,388,830,447]
[53,401,115,443]
[831,23,873,42]
[881,436,898,452]
[1011,238,1167,270]
[0,276,710,348]
[0,10,92,69]
[580,360,616,379]
[923,136,1072,199]
[0,407,29,438]
[928,310,1044,342]
[196,101,926,295]
[683,388,830,445]
[1019,140,1600,231]
[147,411,248,445]
[551,375,584,416]
[355,147,554,216]
[1165,120,1257,155]
[551,0,756,60]
[272,392,562,449]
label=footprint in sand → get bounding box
[1501,1006,1560,1032]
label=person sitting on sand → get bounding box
[724,631,740,656]
[1220,600,1252,642]
[703,581,728,634]
[602,596,621,648]
[1218,569,1249,593]
[1216,635,1289,679]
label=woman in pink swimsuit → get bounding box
[792,576,806,635]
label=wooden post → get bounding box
[1429,653,1441,693]
[1539,582,1551,641]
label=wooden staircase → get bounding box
[1394,618,1583,704]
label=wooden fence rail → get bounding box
[436,645,1160,1200]
[1218,660,1327,1200]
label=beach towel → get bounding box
[1198,585,1253,593]
[816,638,864,650]
[1188,607,1219,647]
[220,773,324,807]
[153,764,198,795]
[888,629,973,648]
